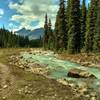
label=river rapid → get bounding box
[21,50,100,92]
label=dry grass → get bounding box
[0,48,75,100]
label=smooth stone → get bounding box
[67,68,97,79]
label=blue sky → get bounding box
[0,0,89,31]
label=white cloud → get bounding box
[9,0,58,30]
[8,23,13,27]
[0,9,4,18]
[8,22,19,32]
[11,14,37,21]
[10,14,38,30]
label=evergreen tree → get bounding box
[54,12,59,50]
[85,0,97,53]
[66,0,70,32]
[81,0,87,49]
[24,36,30,47]
[93,0,100,52]
[43,14,49,49]
[65,0,70,50]
[67,0,81,54]
[48,19,54,50]
[0,28,30,48]
[54,0,67,51]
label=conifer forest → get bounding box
[43,0,100,54]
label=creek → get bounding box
[21,51,100,92]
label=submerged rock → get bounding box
[67,68,97,79]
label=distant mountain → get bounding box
[29,28,44,40]
[16,28,31,36]
[16,28,44,40]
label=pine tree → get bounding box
[0,28,30,48]
[66,0,70,31]
[48,19,54,50]
[85,0,97,53]
[39,36,42,47]
[54,12,59,50]
[65,0,70,49]
[93,0,100,52]
[24,36,29,47]
[54,0,67,51]
[81,0,87,49]
[43,14,49,49]
[67,0,81,54]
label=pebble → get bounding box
[2,97,6,100]
[18,89,23,94]
[69,83,75,88]
[91,97,96,100]
[90,92,97,97]
[3,85,8,89]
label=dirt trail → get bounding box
[0,63,10,85]
[0,62,16,99]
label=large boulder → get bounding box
[67,68,96,79]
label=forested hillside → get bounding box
[43,0,100,54]
[0,28,30,47]
[0,28,42,48]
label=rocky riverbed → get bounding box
[8,49,100,100]
[58,53,100,69]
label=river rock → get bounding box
[3,85,8,89]
[19,65,24,69]
[2,97,6,100]
[90,92,97,97]
[81,62,90,66]
[67,68,96,79]
[57,79,68,85]
[91,97,96,100]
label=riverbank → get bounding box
[0,48,100,100]
[58,52,100,69]
[8,49,100,100]
[0,48,74,100]
[0,48,92,100]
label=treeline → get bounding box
[0,28,42,48]
[43,0,100,54]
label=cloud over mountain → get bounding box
[8,0,58,30]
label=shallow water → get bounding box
[21,51,100,90]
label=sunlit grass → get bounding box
[0,48,73,100]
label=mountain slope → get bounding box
[16,28,44,40]
[16,28,31,36]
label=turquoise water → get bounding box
[21,52,100,80]
[21,51,100,91]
